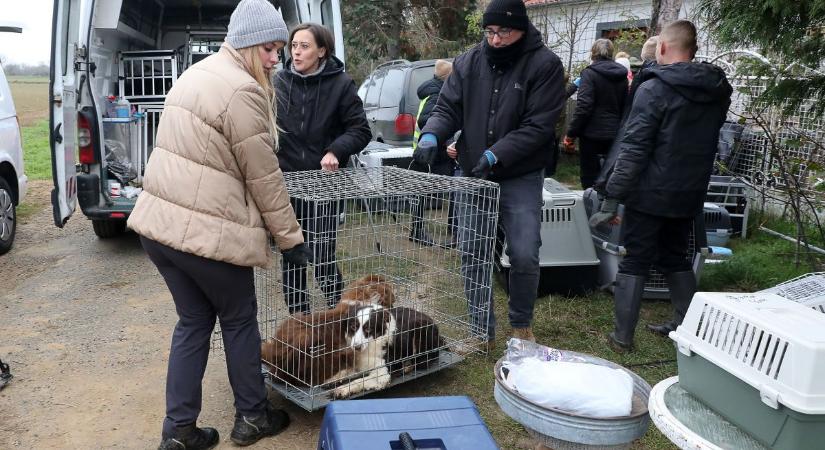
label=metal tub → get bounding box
[494,352,651,449]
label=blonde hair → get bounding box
[434,59,453,80]
[661,20,698,58]
[641,36,659,61]
[615,51,630,59]
[238,45,279,148]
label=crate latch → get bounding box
[672,334,693,356]
[759,385,780,409]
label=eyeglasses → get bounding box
[483,28,513,39]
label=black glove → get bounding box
[282,243,312,266]
[471,150,496,179]
[413,133,438,166]
[588,197,619,227]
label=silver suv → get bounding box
[0,41,27,255]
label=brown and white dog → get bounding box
[261,275,397,397]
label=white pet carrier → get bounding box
[671,291,825,449]
[757,272,825,313]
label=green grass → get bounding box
[554,153,581,187]
[21,119,51,180]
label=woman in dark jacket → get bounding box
[565,38,628,189]
[274,22,371,313]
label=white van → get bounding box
[50,0,344,238]
[0,25,27,255]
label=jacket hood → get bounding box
[417,77,443,100]
[282,54,345,79]
[588,59,629,81]
[649,61,732,103]
[523,23,546,53]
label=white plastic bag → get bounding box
[503,358,634,418]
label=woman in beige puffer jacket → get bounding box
[128,1,309,448]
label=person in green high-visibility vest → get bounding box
[408,59,454,246]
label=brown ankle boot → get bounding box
[512,327,536,342]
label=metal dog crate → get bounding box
[583,189,708,299]
[213,168,499,411]
[119,50,179,100]
[350,142,416,213]
[707,175,750,238]
[498,179,600,297]
[183,30,225,68]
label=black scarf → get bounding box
[483,35,526,69]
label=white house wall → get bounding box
[529,0,719,72]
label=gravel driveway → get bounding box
[0,181,323,449]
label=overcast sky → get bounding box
[0,0,54,66]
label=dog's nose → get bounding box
[353,344,364,351]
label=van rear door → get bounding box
[50,0,84,227]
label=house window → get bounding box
[596,19,650,58]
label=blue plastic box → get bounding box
[317,396,499,450]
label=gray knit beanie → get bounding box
[226,0,289,49]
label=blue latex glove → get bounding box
[573,77,581,87]
[414,133,438,166]
[472,150,497,179]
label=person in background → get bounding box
[274,22,372,313]
[418,0,565,345]
[590,20,732,352]
[592,36,660,194]
[564,39,628,189]
[410,59,455,246]
[128,0,311,447]
[615,51,633,85]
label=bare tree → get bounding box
[543,1,601,72]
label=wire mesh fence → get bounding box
[213,167,499,410]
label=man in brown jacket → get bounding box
[128,0,310,448]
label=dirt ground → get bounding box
[0,181,325,449]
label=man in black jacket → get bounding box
[565,39,629,189]
[418,0,565,344]
[590,21,732,351]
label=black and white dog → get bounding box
[387,307,443,376]
[330,304,397,398]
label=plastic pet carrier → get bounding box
[671,292,825,450]
[582,189,708,299]
[758,272,825,313]
[317,396,498,450]
[498,179,600,296]
[703,202,733,247]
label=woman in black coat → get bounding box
[565,39,628,189]
[274,22,372,313]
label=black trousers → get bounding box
[579,137,614,189]
[141,237,267,437]
[618,208,694,277]
[281,198,343,313]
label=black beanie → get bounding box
[482,0,529,31]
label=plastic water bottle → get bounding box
[115,96,131,118]
[506,338,563,363]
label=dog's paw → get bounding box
[333,383,361,399]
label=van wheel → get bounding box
[0,178,16,255]
[92,219,126,238]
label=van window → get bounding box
[61,1,73,75]
[321,0,335,40]
[364,73,382,108]
[379,68,404,108]
[407,66,434,112]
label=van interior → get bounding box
[51,0,340,232]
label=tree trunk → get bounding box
[650,0,683,35]
[386,0,405,59]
